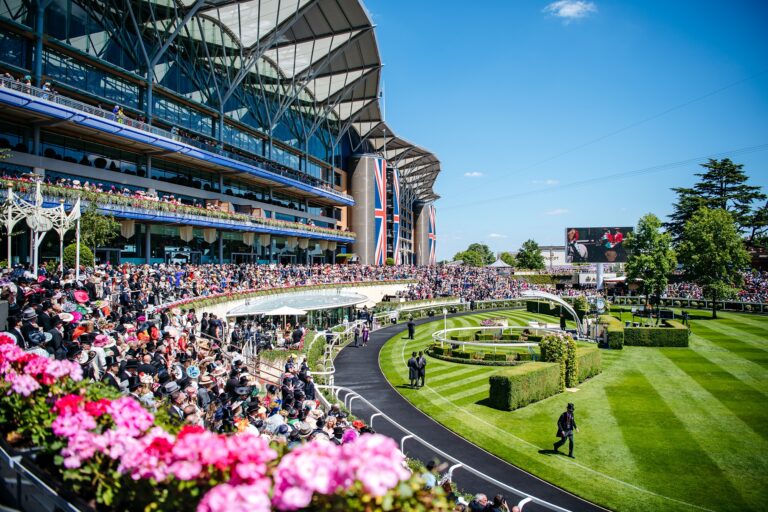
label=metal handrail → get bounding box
[316,384,571,512]
[0,76,353,202]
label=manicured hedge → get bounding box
[576,347,601,382]
[475,333,495,341]
[624,320,689,347]
[453,351,472,360]
[450,335,472,342]
[500,334,520,341]
[599,315,625,349]
[483,353,508,362]
[488,363,562,411]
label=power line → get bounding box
[506,69,768,176]
[443,143,768,211]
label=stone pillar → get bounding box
[145,155,152,179]
[144,224,152,264]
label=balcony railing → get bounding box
[0,76,353,203]
[0,177,356,241]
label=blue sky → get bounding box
[365,0,768,260]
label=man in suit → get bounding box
[102,356,121,390]
[417,351,427,387]
[407,319,415,340]
[47,317,66,360]
[7,317,26,349]
[407,352,419,388]
[554,403,579,458]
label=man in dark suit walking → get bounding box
[554,403,579,458]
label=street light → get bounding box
[442,307,448,346]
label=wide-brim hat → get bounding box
[57,312,74,323]
[21,308,37,321]
[73,290,89,303]
[62,302,77,313]
[94,334,116,349]
[139,373,154,385]
[70,311,83,323]
[198,374,214,386]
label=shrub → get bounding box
[476,333,495,341]
[576,347,601,382]
[450,335,472,342]
[500,334,520,341]
[488,363,562,411]
[745,305,752,312]
[431,346,446,356]
[599,315,624,350]
[385,257,395,266]
[624,320,689,347]
[483,353,507,362]
[539,335,566,391]
[564,337,578,388]
[674,301,682,307]
[516,352,534,361]
[63,243,94,269]
[527,335,543,343]
[453,351,471,360]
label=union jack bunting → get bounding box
[392,166,401,264]
[373,158,387,265]
[428,204,437,265]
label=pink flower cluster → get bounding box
[271,434,410,510]
[0,333,82,396]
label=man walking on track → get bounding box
[554,403,579,458]
[407,318,416,340]
[407,352,419,388]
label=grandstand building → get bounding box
[0,0,439,266]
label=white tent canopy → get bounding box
[264,306,307,316]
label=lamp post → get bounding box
[442,307,448,346]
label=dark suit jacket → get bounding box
[102,372,121,390]
[557,411,577,437]
[47,328,65,359]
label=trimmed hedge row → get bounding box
[488,363,562,411]
[526,300,587,320]
[599,314,625,349]
[625,320,689,347]
[430,345,534,363]
[577,347,601,382]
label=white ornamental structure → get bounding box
[2,178,82,276]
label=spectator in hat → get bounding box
[102,356,121,390]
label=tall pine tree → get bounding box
[667,158,765,243]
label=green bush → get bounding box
[564,337,578,388]
[453,351,471,360]
[500,334,520,341]
[624,320,689,347]
[488,363,562,411]
[576,347,601,382]
[450,335,472,342]
[431,346,446,356]
[63,243,94,269]
[483,353,507,362]
[599,315,624,350]
[516,352,534,361]
[539,335,566,391]
[475,333,495,341]
[526,335,543,343]
[385,257,395,266]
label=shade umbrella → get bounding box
[264,306,308,346]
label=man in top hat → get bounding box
[554,403,579,458]
[126,375,142,401]
[102,356,121,390]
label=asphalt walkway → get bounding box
[332,312,605,512]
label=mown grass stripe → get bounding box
[605,370,751,510]
[664,347,768,439]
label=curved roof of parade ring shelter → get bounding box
[159,0,440,200]
[226,289,369,317]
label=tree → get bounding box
[79,203,120,254]
[667,159,765,243]
[678,208,750,318]
[466,243,495,265]
[63,243,94,269]
[625,214,677,321]
[516,239,545,270]
[499,251,517,267]
[453,250,483,267]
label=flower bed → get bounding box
[0,333,450,511]
[0,177,355,240]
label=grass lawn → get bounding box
[379,309,768,512]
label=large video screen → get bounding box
[565,227,633,263]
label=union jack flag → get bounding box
[373,158,387,265]
[392,166,401,264]
[428,203,437,266]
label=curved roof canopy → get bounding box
[151,0,439,200]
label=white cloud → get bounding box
[543,1,597,22]
[533,179,559,185]
[488,233,507,239]
[545,208,569,216]
[463,171,483,178]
